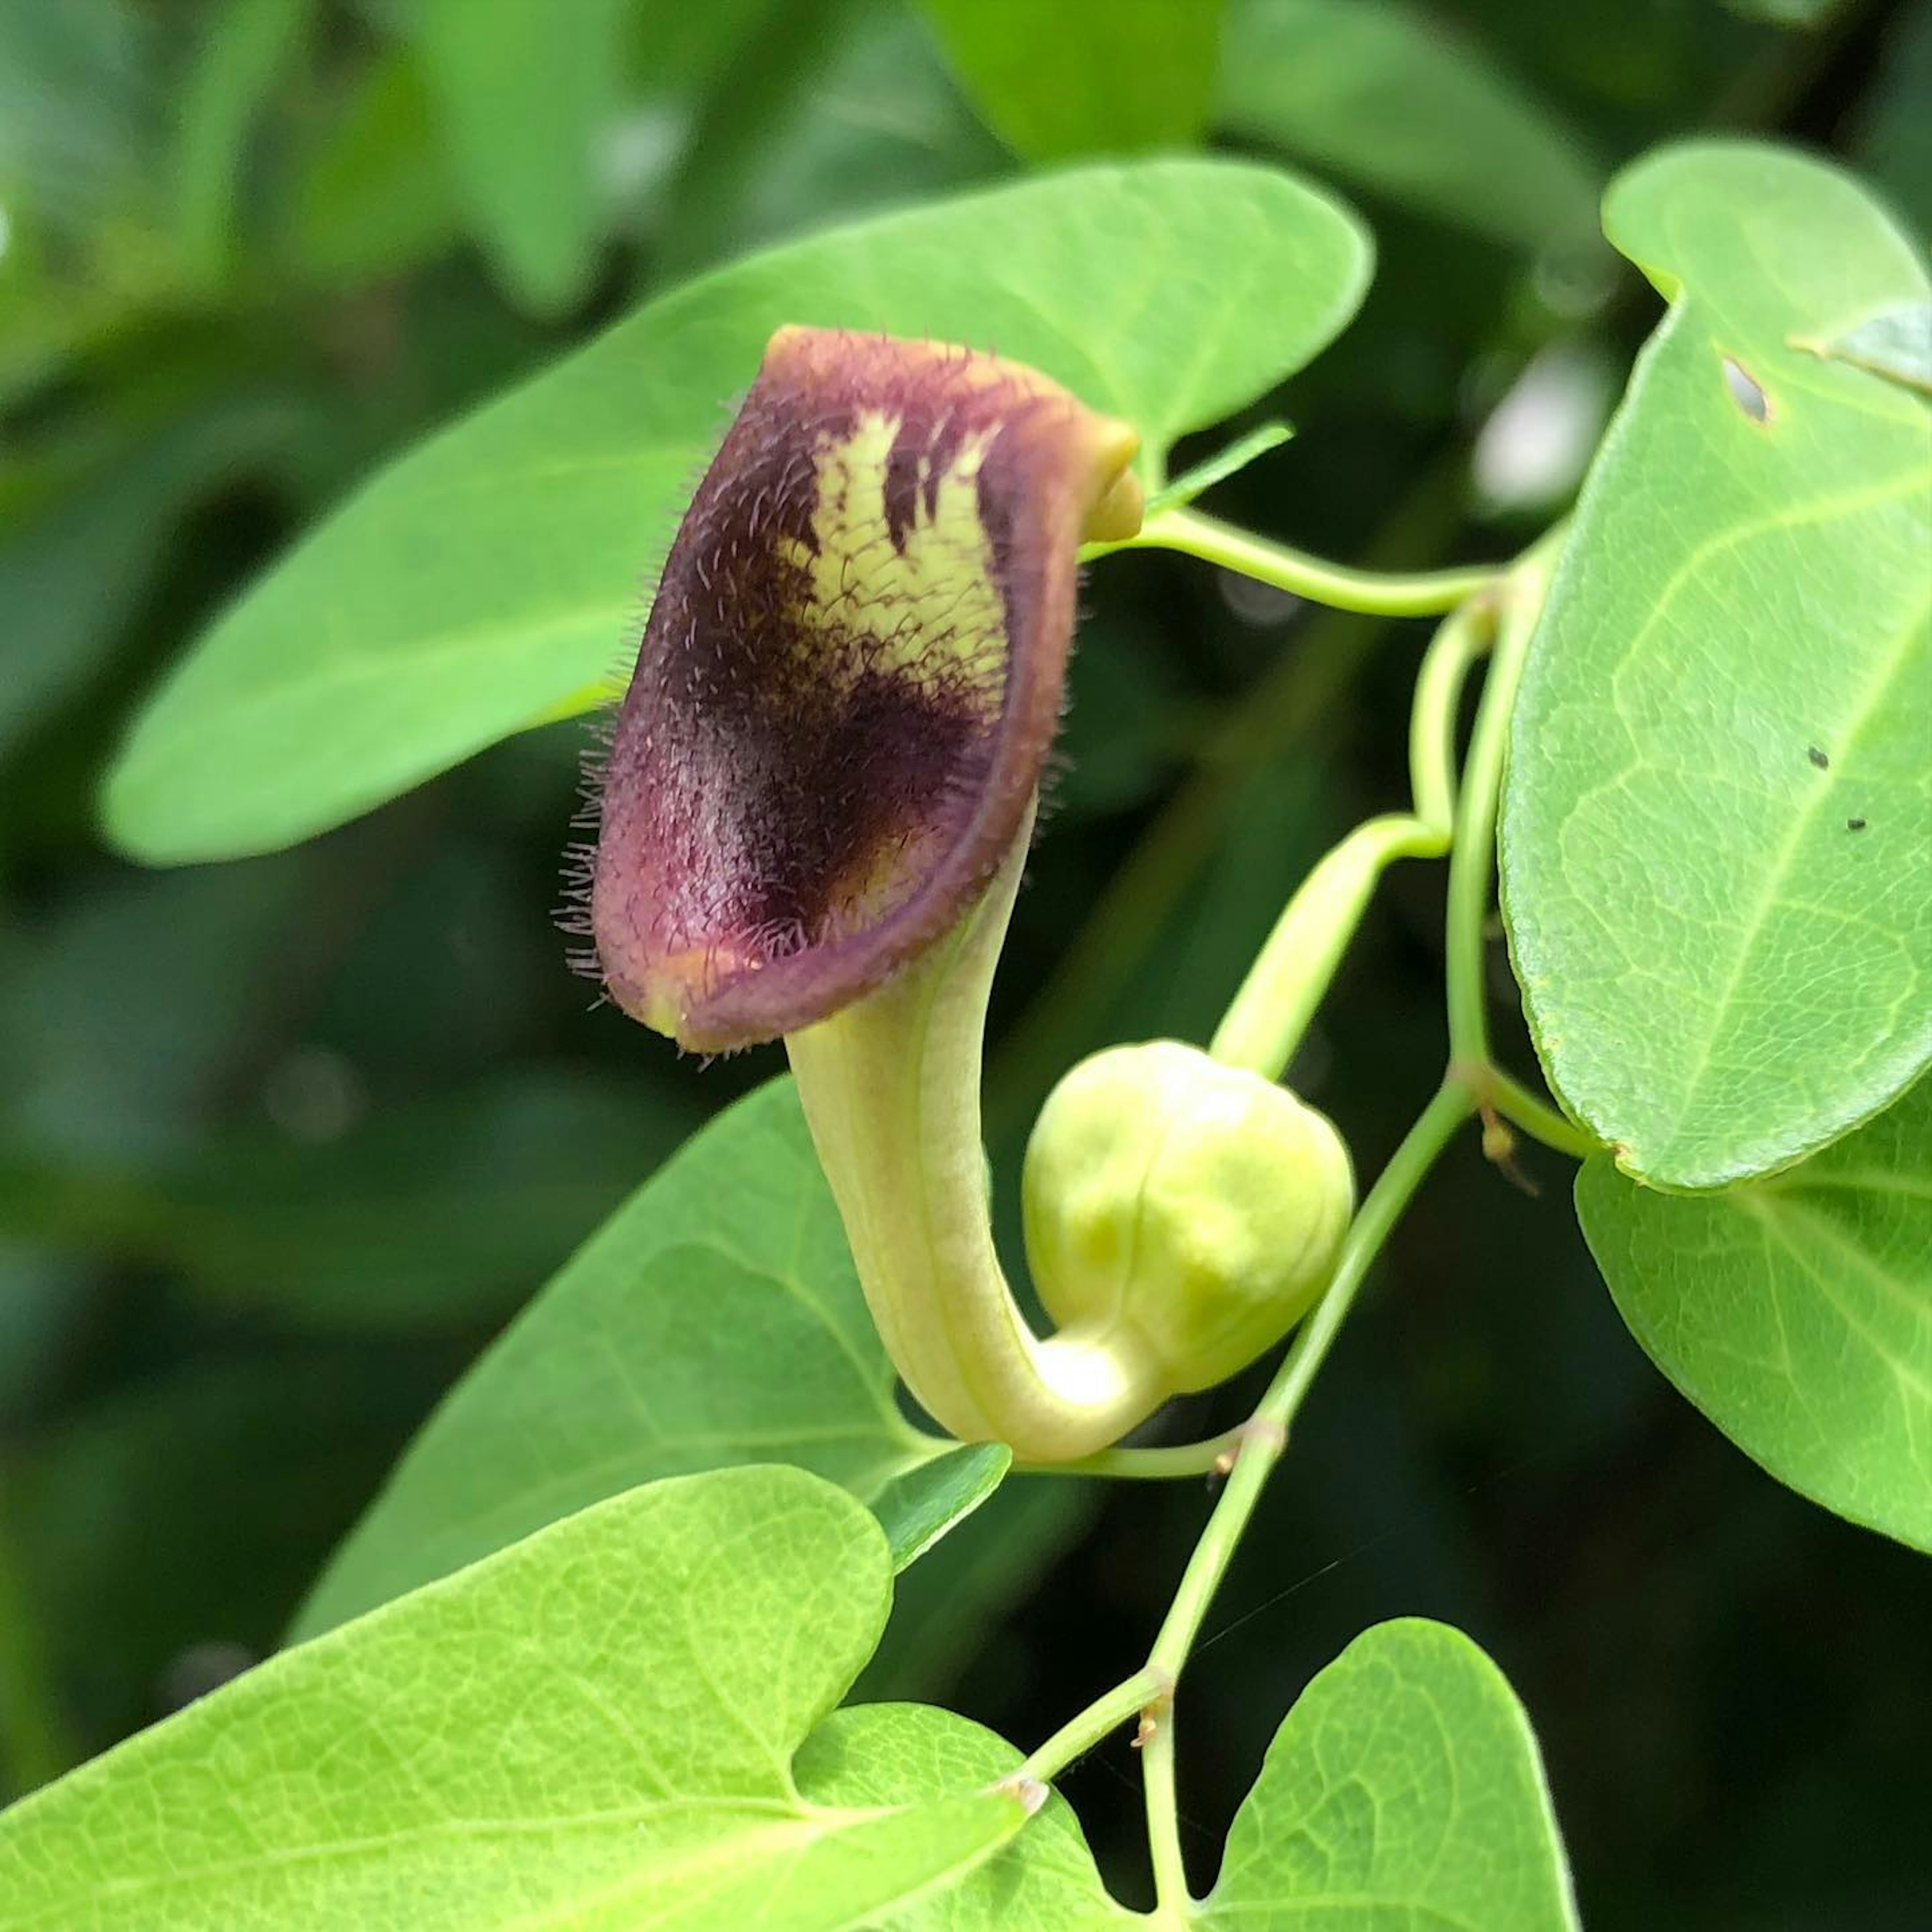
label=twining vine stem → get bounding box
[1010,524,1592,1917]
[1206,591,1491,1081]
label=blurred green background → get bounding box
[2,0,1927,1921]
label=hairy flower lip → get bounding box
[591,326,1142,1052]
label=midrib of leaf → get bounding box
[2,1797,806,1932]
[1656,568,1928,1161]
[1573,456,1930,1169]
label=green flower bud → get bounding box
[1023,1041,1355,1397]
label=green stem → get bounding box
[988,460,1472,1140]
[1146,1081,1474,1676]
[1020,1428,1244,1480]
[1443,528,1564,1069]
[1095,505,1502,617]
[1209,598,1491,1083]
[1142,1707,1192,1921]
[1016,1666,1165,1784]
[1467,1064,1601,1160]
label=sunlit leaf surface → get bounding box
[0,1469,1038,1931]
[1201,1619,1579,1930]
[1502,142,1932,1188]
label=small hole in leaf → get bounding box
[1722,356,1770,423]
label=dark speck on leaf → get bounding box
[1847,818,1868,832]
[1807,745,1830,769]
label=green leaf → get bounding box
[650,0,863,278]
[921,0,1226,162]
[103,156,1370,863]
[1217,0,1602,254]
[286,45,462,289]
[856,1475,1100,1705]
[172,0,310,296]
[1501,142,1932,1188]
[0,1467,1034,1931]
[292,1078,1005,1639]
[1,1354,437,1765]
[408,0,628,314]
[1201,1619,1579,1929]
[0,399,299,766]
[1578,1071,1932,1551]
[656,10,1006,278]
[115,1070,703,1331]
[0,0,152,237]
[798,1705,1133,1929]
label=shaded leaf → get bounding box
[156,1069,705,1330]
[1720,0,1845,24]
[1202,1619,1578,1929]
[658,9,1006,276]
[0,1468,1033,1932]
[0,855,317,1161]
[172,0,310,295]
[1579,1071,1932,1551]
[855,1475,1100,1705]
[0,0,153,236]
[1,1354,436,1764]
[293,1078,1005,1638]
[0,399,299,766]
[922,0,1226,162]
[285,44,462,288]
[1501,142,1932,1187]
[409,0,629,314]
[650,0,863,277]
[1218,0,1601,254]
[104,157,1370,863]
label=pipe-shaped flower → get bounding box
[593,326,1143,1051]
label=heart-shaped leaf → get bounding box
[0,1467,1037,1931]
[1501,142,1932,1188]
[1202,1618,1578,1930]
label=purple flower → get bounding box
[591,326,1141,1050]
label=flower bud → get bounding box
[1022,1041,1354,1396]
